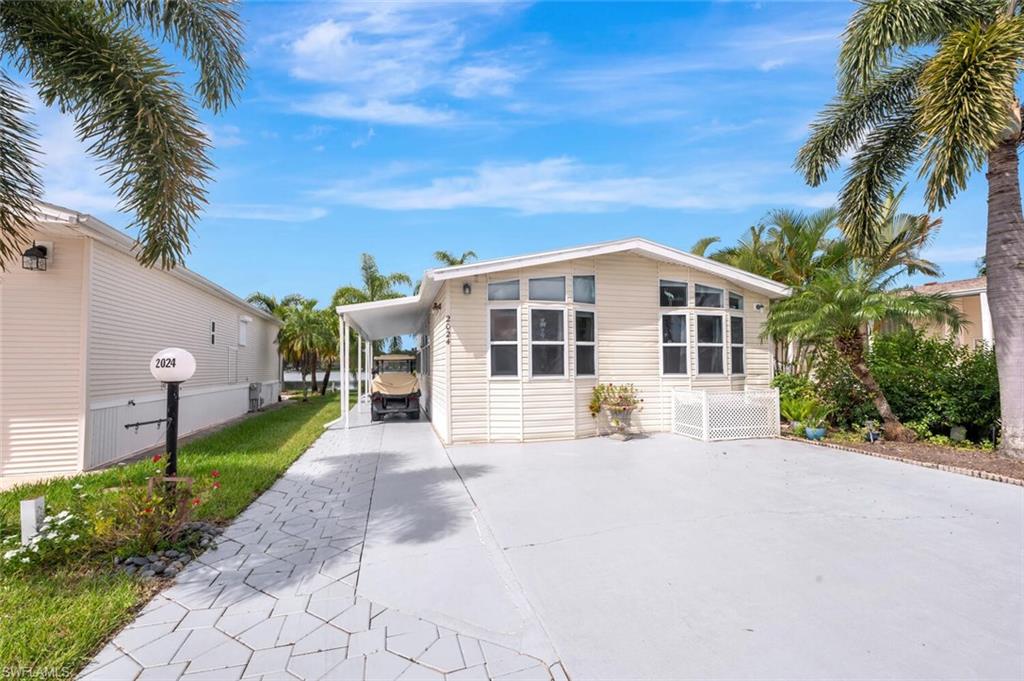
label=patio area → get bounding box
[81,408,1024,680]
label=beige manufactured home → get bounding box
[0,203,281,484]
[337,238,790,444]
[913,276,992,348]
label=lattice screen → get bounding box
[672,388,780,441]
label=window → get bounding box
[730,316,744,375]
[660,280,688,307]
[729,291,744,310]
[488,280,520,301]
[695,284,723,308]
[573,275,596,304]
[531,308,565,376]
[661,313,688,374]
[575,310,596,376]
[696,315,724,374]
[489,308,518,377]
[238,317,250,347]
[529,277,565,301]
[210,321,216,345]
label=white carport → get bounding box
[332,279,441,429]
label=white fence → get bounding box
[671,388,780,441]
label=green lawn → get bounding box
[0,394,340,677]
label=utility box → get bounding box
[248,383,262,412]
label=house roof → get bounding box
[913,276,987,296]
[337,237,791,340]
[29,201,280,325]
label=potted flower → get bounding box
[590,383,643,440]
[803,402,832,441]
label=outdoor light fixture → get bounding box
[432,302,442,311]
[21,242,48,271]
[754,303,765,311]
[462,283,472,295]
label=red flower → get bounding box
[210,470,220,478]
[151,455,162,463]
[191,497,201,506]
[142,507,153,514]
[212,482,221,490]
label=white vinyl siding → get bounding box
[0,232,88,478]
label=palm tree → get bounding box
[0,0,245,270]
[332,253,412,373]
[766,264,963,441]
[277,298,325,398]
[433,249,478,267]
[796,0,1024,456]
[316,309,339,396]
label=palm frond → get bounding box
[916,16,1024,209]
[0,72,41,268]
[246,291,279,314]
[796,59,925,187]
[103,0,246,111]
[689,236,720,257]
[0,1,212,268]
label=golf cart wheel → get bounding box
[408,411,420,420]
[371,411,382,422]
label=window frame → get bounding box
[528,276,567,302]
[572,274,596,305]
[694,283,725,309]
[659,310,689,376]
[574,308,597,377]
[238,316,250,347]
[729,314,745,376]
[487,305,521,380]
[529,305,568,379]
[488,279,521,301]
[659,279,689,308]
[695,313,726,376]
[728,291,744,311]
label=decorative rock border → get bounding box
[115,522,223,580]
[783,436,1024,487]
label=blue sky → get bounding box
[34,0,989,306]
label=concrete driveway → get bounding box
[448,434,1023,681]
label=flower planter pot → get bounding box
[805,427,826,441]
[606,407,635,440]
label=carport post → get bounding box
[365,339,372,412]
[356,334,363,410]
[340,314,349,430]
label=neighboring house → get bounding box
[913,276,992,348]
[337,238,790,444]
[0,202,281,484]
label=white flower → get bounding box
[56,510,70,519]
[46,532,58,540]
[72,483,83,490]
[30,544,39,552]
[43,515,54,523]
[21,557,30,563]
[29,535,40,545]
[69,534,80,541]
[3,549,21,560]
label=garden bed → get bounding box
[0,395,337,678]
[786,430,1024,484]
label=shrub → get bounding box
[589,383,643,417]
[941,343,999,439]
[811,344,876,428]
[780,395,816,423]
[771,372,814,401]
[867,330,956,432]
[1,509,91,575]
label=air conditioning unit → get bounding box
[248,383,262,412]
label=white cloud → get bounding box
[294,94,455,126]
[351,127,376,149]
[207,124,246,148]
[451,63,520,98]
[314,157,835,214]
[205,204,328,222]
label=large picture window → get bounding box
[489,308,519,377]
[660,280,688,307]
[529,277,566,301]
[488,280,520,301]
[661,313,688,374]
[531,308,565,376]
[573,275,596,304]
[575,310,596,376]
[730,316,744,375]
[696,314,724,374]
[695,284,723,308]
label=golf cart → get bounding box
[370,354,420,421]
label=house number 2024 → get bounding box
[154,357,177,369]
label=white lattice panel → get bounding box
[672,388,780,442]
[672,390,706,440]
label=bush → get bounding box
[811,344,876,428]
[771,373,814,401]
[867,330,956,432]
[942,343,999,440]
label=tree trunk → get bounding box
[309,353,319,394]
[320,364,332,396]
[836,337,915,442]
[986,141,1024,457]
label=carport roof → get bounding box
[336,237,792,340]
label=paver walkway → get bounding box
[79,419,565,681]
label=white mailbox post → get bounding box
[149,348,196,477]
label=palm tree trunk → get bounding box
[320,364,331,396]
[309,353,319,393]
[836,336,914,441]
[986,140,1024,457]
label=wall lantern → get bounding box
[754,303,766,312]
[462,283,472,295]
[21,242,48,271]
